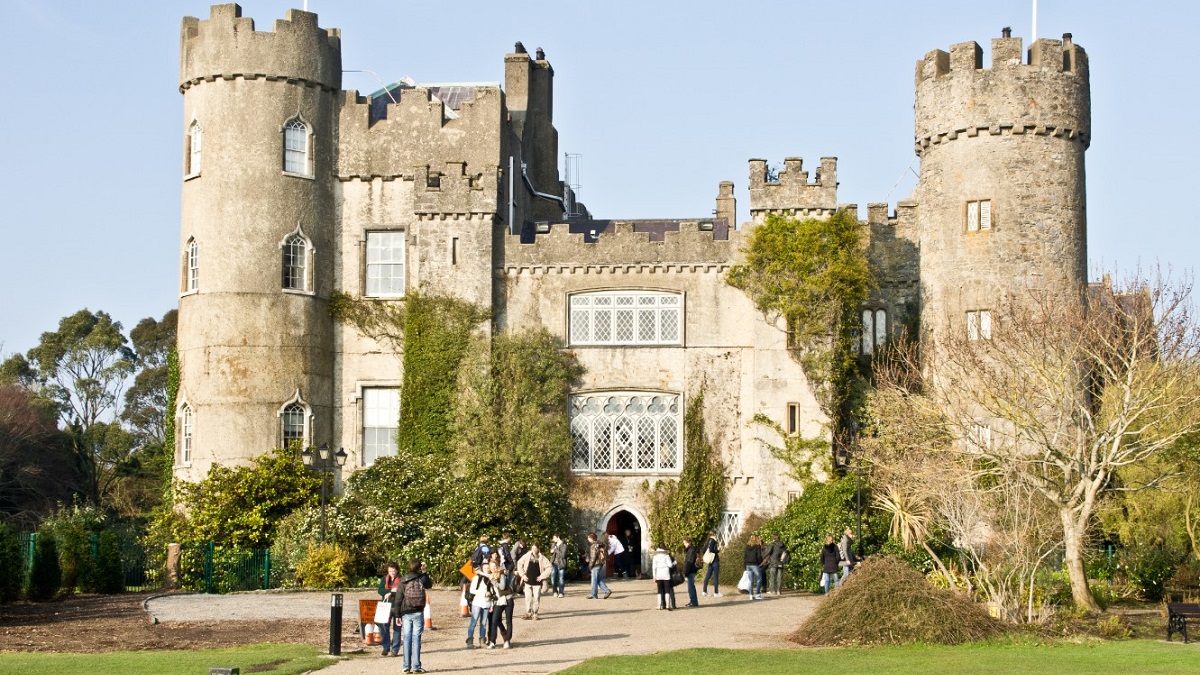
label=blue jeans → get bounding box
[685,572,698,605]
[745,564,762,596]
[467,604,488,642]
[703,558,720,593]
[821,572,837,594]
[401,611,423,671]
[590,566,610,597]
[377,618,400,654]
[551,564,566,595]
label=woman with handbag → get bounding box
[487,554,514,649]
[466,562,495,649]
[651,545,677,610]
[376,561,402,657]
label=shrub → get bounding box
[44,502,105,593]
[760,475,888,591]
[25,528,61,601]
[792,555,1005,645]
[92,530,125,594]
[646,388,725,553]
[1119,546,1179,601]
[0,522,23,602]
[294,543,351,589]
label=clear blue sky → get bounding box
[1,0,1195,356]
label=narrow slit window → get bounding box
[187,121,202,175]
[786,402,800,435]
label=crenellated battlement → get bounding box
[337,85,505,182]
[502,220,738,273]
[414,162,500,215]
[914,33,1090,155]
[180,4,341,92]
[748,157,838,221]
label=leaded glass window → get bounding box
[187,238,199,291]
[188,121,202,175]
[181,404,193,464]
[569,291,683,346]
[569,392,682,473]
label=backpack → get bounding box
[499,542,514,571]
[780,548,791,565]
[400,576,427,613]
[470,545,485,568]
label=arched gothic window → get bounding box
[186,238,199,292]
[280,402,307,448]
[180,404,194,464]
[187,121,202,176]
[283,118,310,175]
[282,233,308,291]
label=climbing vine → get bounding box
[645,388,726,548]
[726,209,873,439]
[162,346,179,488]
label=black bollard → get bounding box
[329,593,343,656]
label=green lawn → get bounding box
[561,642,1200,674]
[0,644,335,675]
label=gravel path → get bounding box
[147,578,820,674]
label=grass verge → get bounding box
[560,642,1199,675]
[0,643,334,675]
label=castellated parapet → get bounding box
[502,221,738,274]
[914,33,1089,344]
[180,4,342,92]
[748,157,838,221]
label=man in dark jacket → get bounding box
[763,534,787,596]
[682,537,700,607]
[394,559,434,673]
[819,536,840,594]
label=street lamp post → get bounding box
[302,442,348,544]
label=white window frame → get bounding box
[180,403,194,465]
[280,226,314,294]
[187,238,199,292]
[568,290,683,346]
[282,116,312,177]
[967,309,992,341]
[718,511,742,547]
[365,231,406,298]
[361,386,400,467]
[860,308,888,354]
[278,389,310,449]
[186,120,202,178]
[967,199,992,232]
[569,392,682,474]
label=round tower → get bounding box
[914,32,1089,342]
[176,4,342,481]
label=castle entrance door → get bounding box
[603,510,641,578]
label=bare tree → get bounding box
[877,270,1200,612]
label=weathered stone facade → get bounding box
[174,5,1088,560]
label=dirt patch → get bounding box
[0,593,358,653]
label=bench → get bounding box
[1167,602,1200,643]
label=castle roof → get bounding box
[368,79,499,122]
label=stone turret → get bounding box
[747,157,839,222]
[913,31,1089,342]
[176,4,342,480]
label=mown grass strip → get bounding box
[0,643,334,675]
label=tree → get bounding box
[880,271,1200,611]
[1,310,135,504]
[726,209,873,442]
[0,384,81,528]
[122,310,177,457]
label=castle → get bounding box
[173,5,1089,555]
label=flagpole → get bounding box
[1032,0,1038,43]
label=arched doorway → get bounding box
[601,508,644,578]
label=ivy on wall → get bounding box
[163,346,179,488]
[645,388,726,548]
[726,209,874,442]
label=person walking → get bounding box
[744,534,765,600]
[466,561,495,648]
[376,561,402,657]
[395,559,433,674]
[682,537,699,607]
[701,529,721,597]
[488,560,514,649]
[516,543,552,620]
[651,545,677,610]
[763,533,787,595]
[820,535,840,594]
[839,527,858,582]
[586,532,612,599]
[549,533,568,597]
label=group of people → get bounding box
[819,527,860,593]
[463,532,569,650]
[374,526,856,672]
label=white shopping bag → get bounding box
[373,601,393,624]
[737,570,751,593]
